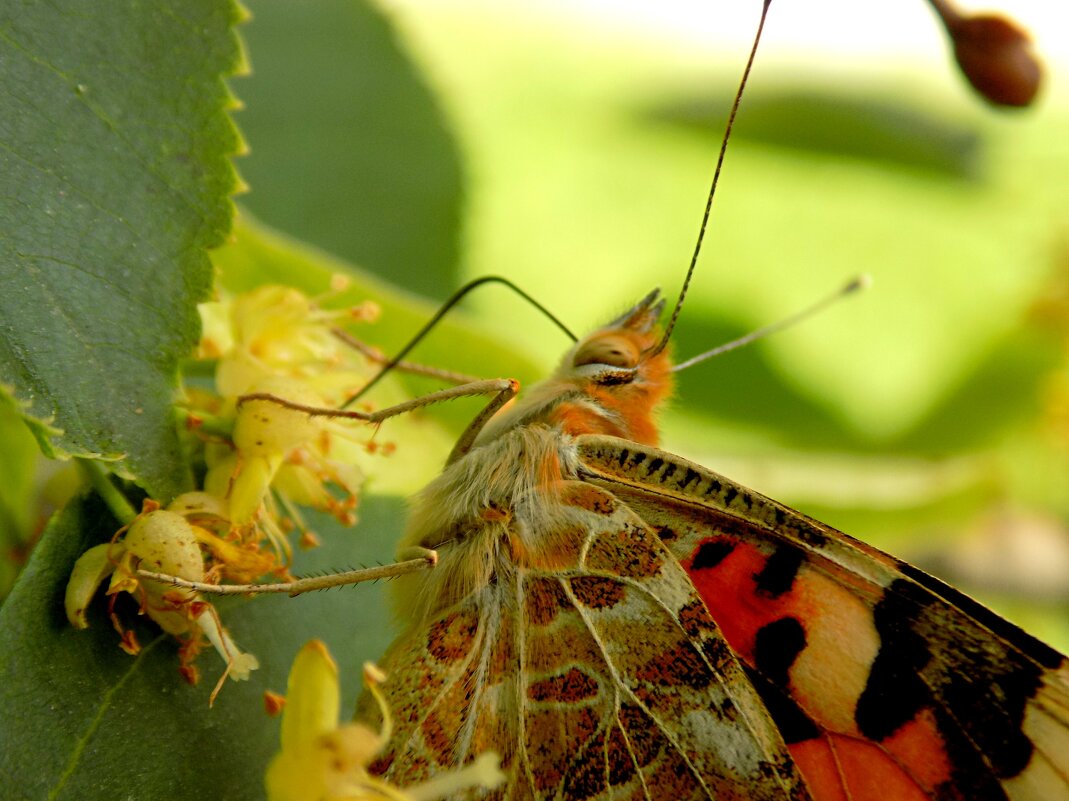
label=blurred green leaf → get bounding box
[0,0,244,501]
[669,305,1063,455]
[0,399,37,536]
[235,0,464,300]
[894,323,1063,453]
[656,87,983,179]
[0,397,40,598]
[0,493,402,801]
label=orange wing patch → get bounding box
[360,479,812,800]
[576,435,1069,801]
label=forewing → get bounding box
[359,480,812,800]
[576,434,1069,801]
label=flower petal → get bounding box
[280,639,340,751]
[64,543,119,628]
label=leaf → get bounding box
[0,493,404,801]
[233,0,464,300]
[0,1,245,501]
[0,396,41,598]
[655,87,983,179]
[668,307,1063,455]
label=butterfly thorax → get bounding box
[394,296,674,624]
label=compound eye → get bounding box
[573,335,640,369]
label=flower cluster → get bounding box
[195,281,385,537]
[66,281,394,696]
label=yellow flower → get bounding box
[69,282,398,696]
[193,283,386,537]
[266,641,504,801]
[65,501,258,702]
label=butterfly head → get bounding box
[546,288,674,444]
[571,288,665,375]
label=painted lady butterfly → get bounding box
[350,2,1069,799]
[356,283,1069,799]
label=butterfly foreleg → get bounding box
[239,377,516,430]
[240,376,519,464]
[444,377,519,464]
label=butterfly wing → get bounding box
[575,434,1069,801]
[361,479,812,800]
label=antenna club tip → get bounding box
[846,274,873,293]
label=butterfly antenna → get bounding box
[646,0,773,360]
[342,275,575,408]
[673,274,871,372]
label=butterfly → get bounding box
[340,2,1068,798]
[351,283,1069,800]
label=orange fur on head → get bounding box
[550,327,673,446]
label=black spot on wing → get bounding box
[690,539,735,571]
[753,617,807,688]
[652,524,678,543]
[646,457,664,476]
[723,486,738,506]
[941,669,1036,780]
[896,574,1045,779]
[703,476,723,497]
[800,530,828,549]
[743,666,819,745]
[899,562,1065,670]
[857,577,1046,782]
[677,467,701,491]
[754,546,804,599]
[929,704,1015,801]
[855,580,933,742]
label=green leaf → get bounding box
[234,0,464,300]
[657,87,983,179]
[0,493,404,801]
[0,396,40,598]
[0,1,245,501]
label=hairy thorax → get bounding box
[391,308,672,626]
[392,424,585,625]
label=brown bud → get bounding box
[929,0,1042,108]
[950,14,1042,107]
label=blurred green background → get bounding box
[230,0,1069,648]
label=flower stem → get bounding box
[77,459,138,525]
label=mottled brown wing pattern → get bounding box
[576,434,1069,801]
[360,479,812,800]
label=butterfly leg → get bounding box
[151,383,518,597]
[240,378,515,427]
[239,377,520,464]
[137,552,438,597]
